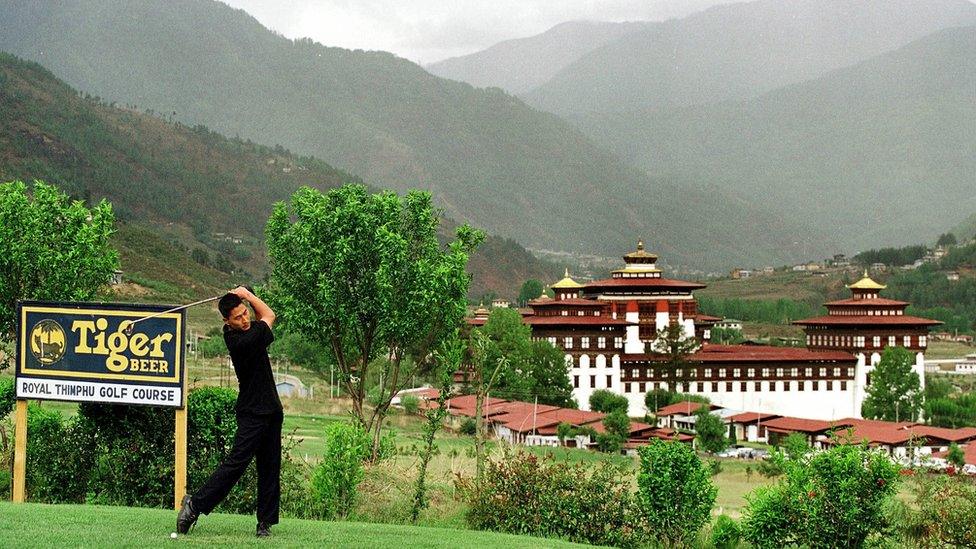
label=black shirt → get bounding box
[224,320,282,415]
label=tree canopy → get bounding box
[265,184,483,457]
[861,346,923,422]
[0,180,118,341]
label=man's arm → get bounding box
[231,286,276,328]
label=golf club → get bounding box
[123,287,255,334]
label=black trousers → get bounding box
[192,410,283,524]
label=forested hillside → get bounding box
[0,53,559,298]
[0,0,827,270]
[576,26,976,252]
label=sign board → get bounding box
[15,301,186,408]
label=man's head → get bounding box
[219,293,250,331]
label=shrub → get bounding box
[635,439,716,545]
[461,451,643,548]
[742,444,900,548]
[309,421,371,519]
[400,394,419,415]
[25,404,91,503]
[711,515,742,549]
[694,408,728,454]
[459,417,477,435]
[897,475,976,548]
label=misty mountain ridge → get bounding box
[0,0,828,270]
[575,25,976,252]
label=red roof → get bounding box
[522,315,634,326]
[584,277,707,291]
[445,395,509,416]
[764,416,854,434]
[793,315,941,327]
[907,426,976,443]
[827,419,922,445]
[493,404,563,432]
[654,401,714,417]
[529,298,604,307]
[689,314,723,322]
[727,412,782,424]
[691,344,856,363]
[824,297,909,307]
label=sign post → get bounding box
[12,301,187,504]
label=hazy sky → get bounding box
[219,0,739,64]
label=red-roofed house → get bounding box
[653,401,717,429]
[727,412,782,443]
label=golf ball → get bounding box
[171,532,178,539]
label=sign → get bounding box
[15,301,186,408]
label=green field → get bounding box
[0,502,590,548]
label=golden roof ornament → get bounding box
[551,268,583,289]
[846,269,886,290]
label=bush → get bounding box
[897,475,976,548]
[400,394,419,415]
[459,417,477,435]
[711,515,742,549]
[25,404,91,503]
[635,439,716,545]
[695,409,728,454]
[589,389,628,414]
[742,444,900,548]
[461,451,643,548]
[310,421,371,519]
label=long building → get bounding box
[470,242,941,419]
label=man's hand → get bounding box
[230,286,276,328]
[230,286,252,302]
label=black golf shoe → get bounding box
[176,494,199,534]
[256,522,272,537]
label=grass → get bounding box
[924,341,975,360]
[0,502,591,548]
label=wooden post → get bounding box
[13,399,27,503]
[174,406,187,510]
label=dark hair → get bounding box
[218,293,243,319]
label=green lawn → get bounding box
[0,502,592,548]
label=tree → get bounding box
[266,184,483,459]
[742,443,900,549]
[936,232,958,247]
[517,279,544,306]
[468,330,509,486]
[589,389,628,414]
[0,180,118,367]
[556,422,574,447]
[635,439,717,546]
[597,410,631,453]
[652,322,699,394]
[862,346,923,422]
[644,387,678,414]
[695,408,728,454]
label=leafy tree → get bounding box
[635,439,717,545]
[651,322,699,393]
[597,410,631,453]
[695,408,728,454]
[310,422,371,519]
[898,475,976,548]
[556,422,574,447]
[527,339,576,408]
[517,279,544,306]
[936,232,957,247]
[862,346,922,422]
[710,326,745,344]
[589,389,629,414]
[644,387,677,414]
[266,184,483,460]
[946,442,965,469]
[728,423,738,447]
[190,247,210,266]
[742,444,900,549]
[0,181,119,357]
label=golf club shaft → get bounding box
[125,295,221,330]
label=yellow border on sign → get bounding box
[19,306,184,383]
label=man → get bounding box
[177,286,282,537]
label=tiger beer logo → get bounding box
[29,319,67,365]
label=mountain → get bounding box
[0,52,560,299]
[0,0,826,269]
[426,21,644,95]
[521,0,976,116]
[575,26,976,252]
[952,213,976,242]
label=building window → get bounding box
[632,368,638,378]
[581,337,590,349]
[919,335,927,347]
[606,375,612,388]
[614,337,623,349]
[690,382,697,392]
[791,367,798,377]
[624,382,630,393]
[873,336,881,347]
[561,310,568,316]
[776,367,784,377]
[840,380,847,391]
[747,368,755,378]
[847,368,853,377]
[733,368,741,378]
[564,337,573,349]
[805,368,812,377]
[705,368,712,378]
[548,337,557,346]
[888,336,896,347]
[590,375,596,389]
[770,381,777,392]
[676,369,683,378]
[762,368,770,378]
[598,337,606,349]
[819,367,826,377]
[833,367,840,377]
[573,376,579,388]
[726,382,733,392]
[903,335,911,347]
[754,382,761,391]
[719,368,727,378]
[798,381,805,391]
[578,310,585,316]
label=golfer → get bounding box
[177,286,282,538]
